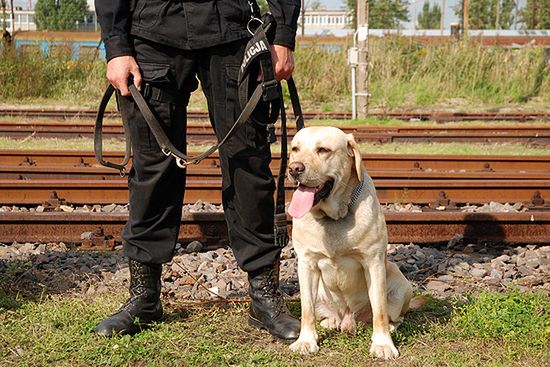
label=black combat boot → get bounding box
[95,259,163,337]
[248,262,300,341]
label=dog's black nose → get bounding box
[288,162,305,179]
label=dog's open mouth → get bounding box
[288,180,334,219]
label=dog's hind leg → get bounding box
[316,284,342,330]
[386,262,413,332]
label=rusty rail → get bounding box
[0,178,548,206]
[1,211,549,246]
[2,150,549,172]
[1,150,548,206]
[1,108,549,121]
[1,121,550,144]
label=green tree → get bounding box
[453,0,515,30]
[518,0,550,29]
[347,0,409,29]
[417,1,441,29]
[34,0,88,31]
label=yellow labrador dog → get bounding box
[287,126,414,359]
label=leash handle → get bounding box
[94,84,131,175]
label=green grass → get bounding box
[1,136,549,156]
[0,289,547,366]
[2,38,550,111]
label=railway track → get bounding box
[1,150,549,206]
[2,149,549,245]
[2,121,549,144]
[1,210,550,246]
[1,108,549,122]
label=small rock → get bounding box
[59,205,74,212]
[470,268,487,278]
[426,280,451,293]
[102,204,117,213]
[186,241,203,253]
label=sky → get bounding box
[11,0,529,30]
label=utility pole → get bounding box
[301,0,305,37]
[355,0,369,118]
[463,0,469,37]
[9,0,13,34]
[440,0,445,35]
[495,0,500,30]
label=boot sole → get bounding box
[248,315,297,343]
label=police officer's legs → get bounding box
[96,38,195,336]
[197,40,299,340]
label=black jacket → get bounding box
[95,0,300,61]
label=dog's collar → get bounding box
[348,178,365,209]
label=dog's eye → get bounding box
[317,147,331,154]
[291,146,299,152]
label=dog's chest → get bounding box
[295,213,377,255]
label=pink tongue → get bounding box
[288,185,316,219]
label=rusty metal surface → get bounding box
[1,150,549,172]
[1,151,548,205]
[2,121,549,144]
[0,178,549,205]
[3,164,550,181]
[1,108,550,121]
[1,211,549,245]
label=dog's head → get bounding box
[287,126,363,220]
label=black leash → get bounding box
[94,15,304,248]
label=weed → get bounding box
[2,39,549,110]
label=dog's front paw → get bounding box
[369,338,399,359]
[289,338,319,355]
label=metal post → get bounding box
[351,65,356,119]
[301,0,305,37]
[440,0,446,35]
[356,0,369,119]
[463,0,469,37]
[8,0,13,34]
[495,0,500,30]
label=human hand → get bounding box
[271,45,294,81]
[106,55,142,96]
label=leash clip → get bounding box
[162,147,194,168]
[175,157,191,169]
[247,17,264,36]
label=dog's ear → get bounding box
[347,134,363,181]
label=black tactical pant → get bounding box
[118,37,280,273]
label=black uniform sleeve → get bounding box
[267,0,301,50]
[95,0,134,61]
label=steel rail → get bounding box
[2,150,549,172]
[1,211,549,245]
[2,121,549,144]
[3,164,550,180]
[2,165,550,181]
[0,178,548,205]
[1,108,549,121]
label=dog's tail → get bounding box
[409,295,429,310]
